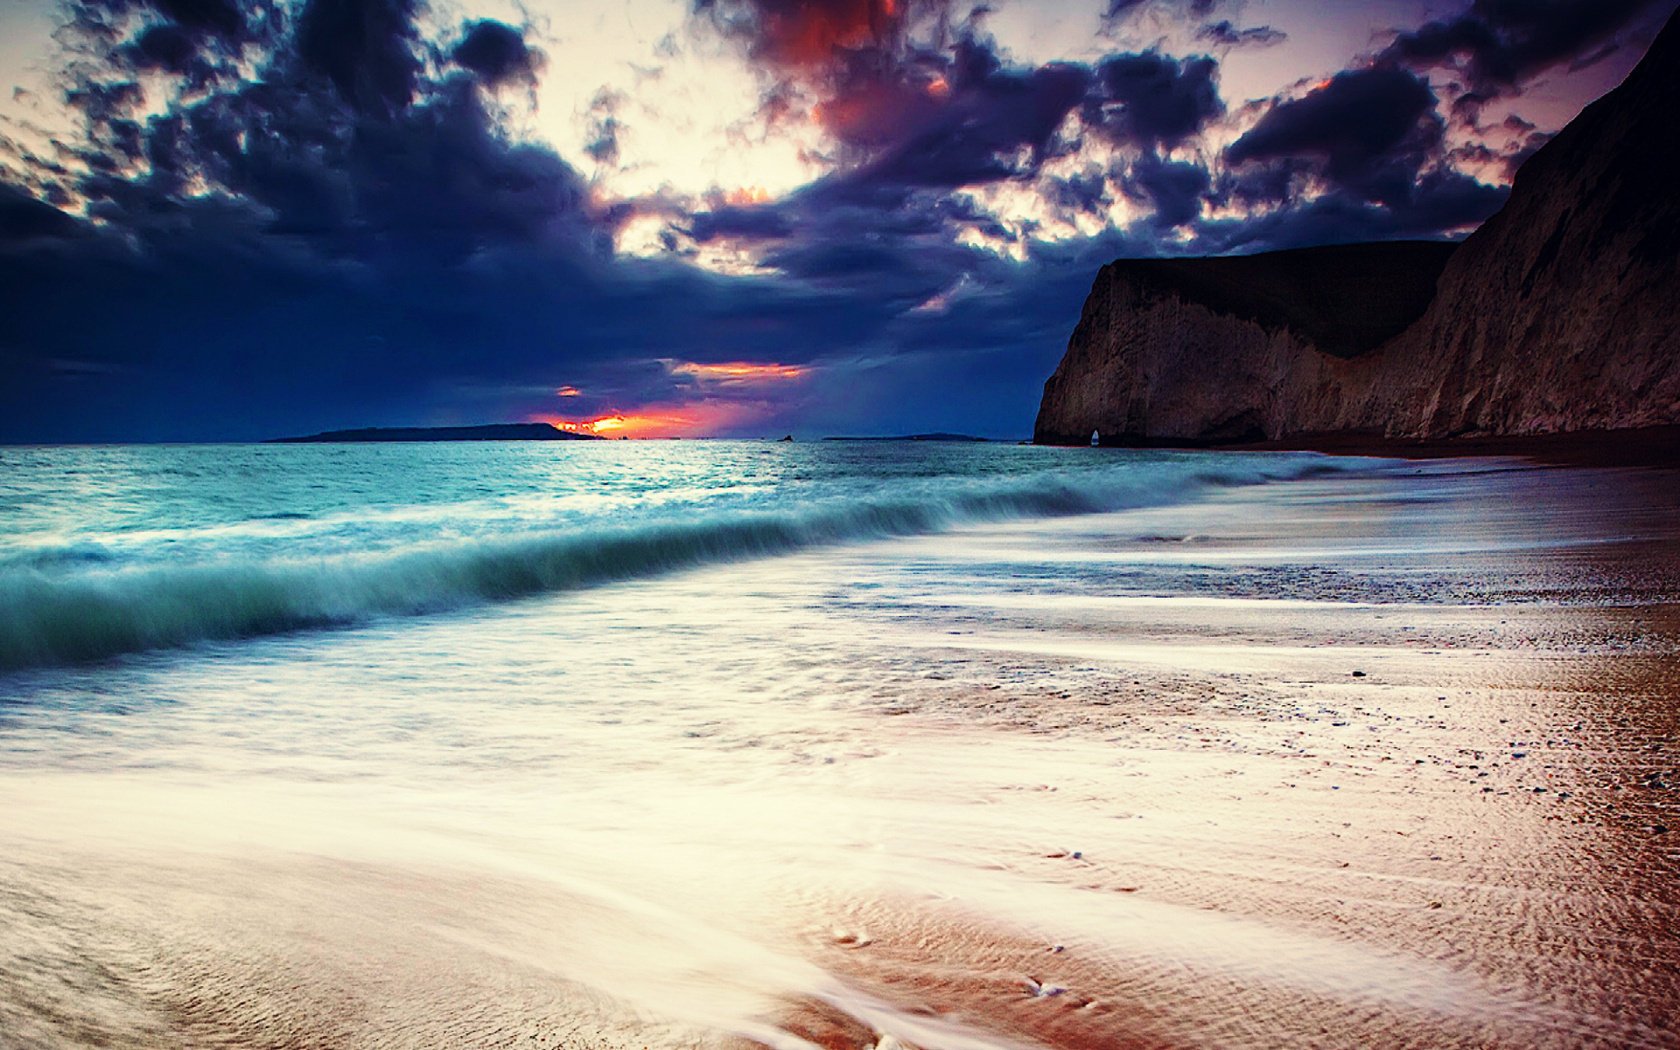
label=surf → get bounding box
[0,453,1346,671]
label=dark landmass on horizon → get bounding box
[1035,9,1680,454]
[270,423,602,443]
[824,433,996,442]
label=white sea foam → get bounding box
[0,446,1347,669]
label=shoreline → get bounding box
[1037,425,1680,468]
[1,457,1677,1048]
[1224,425,1680,467]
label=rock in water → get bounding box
[1034,10,1680,446]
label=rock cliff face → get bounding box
[1035,12,1680,447]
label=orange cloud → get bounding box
[556,385,582,397]
[754,0,900,70]
[725,186,773,206]
[672,360,808,382]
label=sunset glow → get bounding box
[0,0,1664,444]
[724,187,774,206]
[673,361,809,382]
[535,361,808,438]
[536,400,777,439]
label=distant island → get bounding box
[270,423,602,443]
[824,433,994,442]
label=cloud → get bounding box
[584,89,625,166]
[694,0,920,73]
[834,53,1092,190]
[1101,0,1217,27]
[693,2,1099,192]
[294,0,423,118]
[1205,41,1519,252]
[452,20,545,88]
[2,0,1643,442]
[1196,20,1285,48]
[0,184,84,241]
[1126,153,1211,228]
[1086,50,1223,149]
[1225,66,1442,203]
[125,24,202,73]
[149,0,248,38]
[1378,0,1665,99]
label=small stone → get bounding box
[1351,671,1367,677]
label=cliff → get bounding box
[1035,11,1680,447]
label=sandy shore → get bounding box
[2,458,1677,1049]
[1220,424,1680,467]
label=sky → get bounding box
[0,0,1674,441]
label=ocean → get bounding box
[2,441,1677,1049]
[0,442,1346,671]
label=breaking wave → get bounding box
[0,457,1341,671]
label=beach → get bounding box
[1,446,1676,1049]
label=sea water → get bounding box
[0,441,1344,671]
[3,441,1676,1049]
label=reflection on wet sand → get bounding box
[2,461,1677,1048]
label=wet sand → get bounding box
[2,458,1677,1049]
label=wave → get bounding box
[0,457,1341,672]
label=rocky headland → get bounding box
[1035,11,1679,449]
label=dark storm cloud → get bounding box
[688,203,796,242]
[295,0,423,117]
[64,78,142,133]
[1225,67,1442,203]
[695,0,1224,209]
[125,24,200,72]
[836,53,1092,190]
[1378,0,1665,97]
[1199,159,1506,257]
[4,0,1651,442]
[1196,20,1284,48]
[1126,153,1211,229]
[1101,0,1216,26]
[2,0,638,440]
[694,0,1095,189]
[0,184,84,241]
[63,0,272,94]
[149,0,245,37]
[1036,164,1112,226]
[5,0,1097,441]
[452,20,544,88]
[1087,50,1222,148]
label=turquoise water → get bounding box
[0,441,1343,670]
[4,444,1679,1048]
